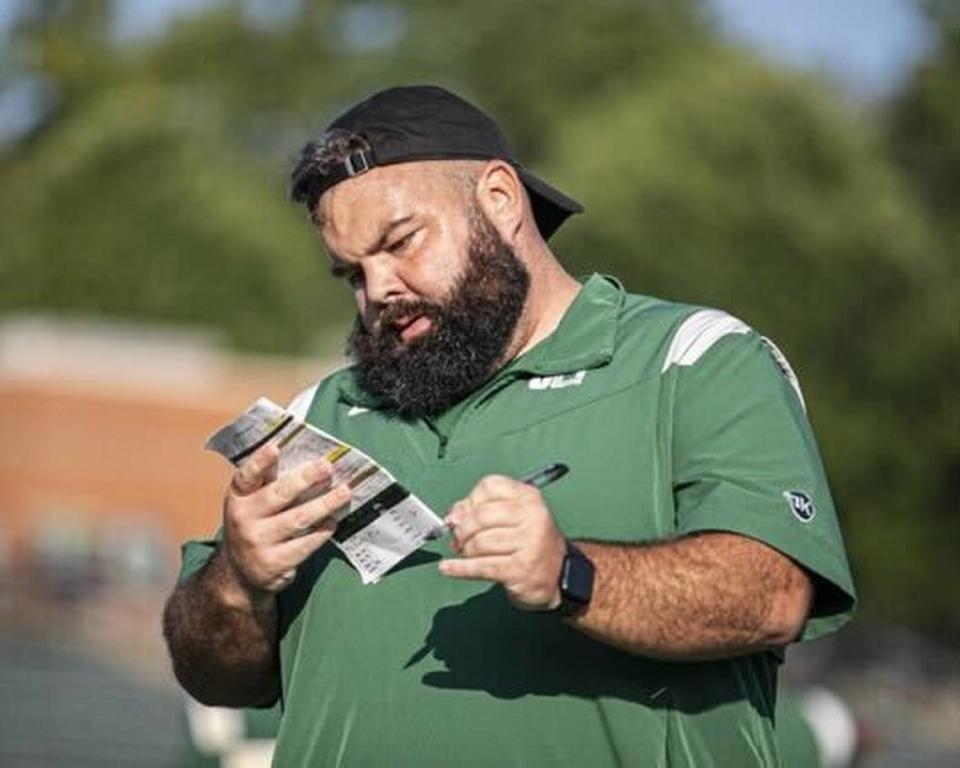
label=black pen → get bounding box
[519,462,569,489]
[427,462,570,540]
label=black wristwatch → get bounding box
[555,541,595,617]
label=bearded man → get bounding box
[163,86,855,767]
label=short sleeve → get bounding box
[177,535,220,585]
[671,331,856,641]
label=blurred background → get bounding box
[0,0,956,766]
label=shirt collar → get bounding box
[336,273,624,406]
[336,366,381,408]
[506,273,622,377]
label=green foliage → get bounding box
[0,0,956,635]
[876,19,960,634]
[888,20,960,238]
[0,85,353,353]
[394,0,709,162]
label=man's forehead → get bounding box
[317,160,480,249]
[321,162,453,225]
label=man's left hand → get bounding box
[439,474,566,611]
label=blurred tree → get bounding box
[888,11,959,243]
[393,0,709,162]
[0,1,354,354]
[879,9,960,634]
[9,0,117,116]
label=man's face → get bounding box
[318,162,530,418]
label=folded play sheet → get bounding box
[206,398,444,584]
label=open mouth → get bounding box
[392,313,434,343]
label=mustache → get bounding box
[369,299,443,339]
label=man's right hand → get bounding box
[220,442,352,603]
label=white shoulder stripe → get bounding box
[286,383,319,421]
[661,309,750,373]
[760,336,806,412]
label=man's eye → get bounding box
[330,262,363,287]
[388,232,415,253]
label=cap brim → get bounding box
[517,168,584,240]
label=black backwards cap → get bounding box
[294,85,583,240]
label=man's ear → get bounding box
[475,160,525,245]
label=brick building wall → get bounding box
[0,318,339,585]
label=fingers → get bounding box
[222,492,344,596]
[259,459,334,513]
[447,500,521,553]
[469,474,532,504]
[262,507,346,585]
[222,455,347,594]
[267,482,352,541]
[232,523,337,595]
[458,527,521,558]
[275,524,339,564]
[257,525,341,593]
[440,473,565,611]
[231,442,281,496]
[438,555,511,582]
[446,475,541,551]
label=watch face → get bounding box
[561,547,595,605]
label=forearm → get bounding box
[162,548,280,706]
[570,533,812,660]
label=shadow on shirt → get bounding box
[278,550,774,719]
[402,584,776,718]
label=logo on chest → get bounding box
[528,370,588,391]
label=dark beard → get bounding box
[347,212,530,420]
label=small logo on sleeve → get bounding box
[783,490,816,523]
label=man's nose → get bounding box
[362,257,408,308]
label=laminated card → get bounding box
[206,398,444,584]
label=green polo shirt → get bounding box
[180,274,854,767]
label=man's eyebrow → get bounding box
[365,214,416,254]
